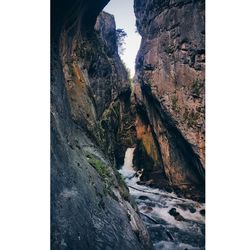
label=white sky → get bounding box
[104,0,141,77]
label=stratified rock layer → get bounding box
[133,0,205,198]
[51,0,151,249]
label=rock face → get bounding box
[133,0,205,198]
[51,0,151,249]
[51,0,205,247]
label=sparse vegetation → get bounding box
[171,95,179,112]
[116,28,127,55]
[187,110,199,128]
[85,152,132,202]
[183,108,200,128]
[85,153,110,178]
[191,79,203,97]
[115,171,130,201]
[164,45,175,54]
[183,108,189,121]
[196,106,205,114]
[85,152,114,196]
[66,62,75,78]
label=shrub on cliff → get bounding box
[116,28,127,55]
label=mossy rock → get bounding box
[191,79,203,97]
[171,95,179,113]
[187,110,199,128]
[115,171,130,201]
[85,153,110,179]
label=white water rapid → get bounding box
[119,148,205,250]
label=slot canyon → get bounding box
[51,0,205,249]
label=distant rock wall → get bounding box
[133,0,205,198]
[51,0,151,249]
[60,11,136,165]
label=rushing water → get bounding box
[119,148,205,250]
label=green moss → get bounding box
[85,152,116,197]
[85,150,131,203]
[85,153,110,178]
[191,79,203,97]
[183,108,200,128]
[187,110,200,128]
[171,95,179,112]
[114,171,138,210]
[115,171,130,201]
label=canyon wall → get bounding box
[133,0,205,199]
[51,0,205,247]
[51,0,150,249]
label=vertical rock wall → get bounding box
[133,0,205,198]
[51,0,151,249]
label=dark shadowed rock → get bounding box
[168,208,185,221]
[200,209,205,216]
[51,0,152,249]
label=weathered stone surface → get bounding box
[51,0,205,247]
[60,10,137,166]
[51,1,152,249]
[133,0,205,198]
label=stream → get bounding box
[119,148,205,250]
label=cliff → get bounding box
[133,0,205,199]
[51,0,151,249]
[51,0,205,247]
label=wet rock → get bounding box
[164,186,173,193]
[179,204,196,214]
[138,195,150,200]
[169,208,178,216]
[141,205,153,213]
[178,204,196,213]
[188,206,196,213]
[137,181,147,186]
[137,180,154,186]
[148,225,173,243]
[168,208,185,221]
[138,200,157,208]
[200,209,205,216]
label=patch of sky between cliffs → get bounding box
[104,0,141,78]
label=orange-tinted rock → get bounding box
[134,0,205,196]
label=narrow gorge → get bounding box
[51,0,205,249]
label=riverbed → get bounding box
[119,148,205,250]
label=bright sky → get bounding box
[104,0,141,77]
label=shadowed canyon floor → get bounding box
[119,149,205,250]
